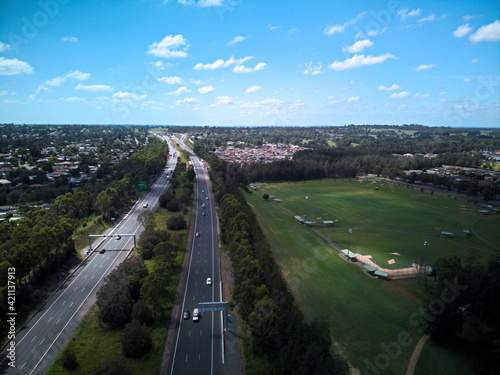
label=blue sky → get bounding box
[1,0,499,127]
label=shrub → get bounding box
[61,347,78,370]
[121,320,152,358]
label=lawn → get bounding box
[245,178,499,375]
[254,178,498,268]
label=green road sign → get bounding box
[138,181,147,190]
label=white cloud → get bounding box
[469,20,500,43]
[0,90,7,96]
[177,0,228,7]
[61,36,78,42]
[213,96,234,105]
[0,57,34,76]
[378,84,401,91]
[453,24,473,38]
[198,85,215,94]
[233,62,267,73]
[112,91,147,101]
[194,56,252,70]
[439,92,446,96]
[463,78,471,82]
[414,92,430,97]
[36,84,48,93]
[324,12,367,35]
[246,85,262,93]
[419,14,436,23]
[75,83,113,92]
[347,96,360,102]
[168,87,191,95]
[147,34,189,58]
[413,64,436,71]
[267,24,281,30]
[158,76,184,84]
[470,58,479,63]
[175,97,199,105]
[28,94,36,100]
[0,41,12,52]
[342,39,373,53]
[60,96,87,102]
[227,35,246,46]
[463,14,478,22]
[397,8,422,20]
[44,70,90,86]
[303,62,322,75]
[328,53,395,71]
[390,91,410,99]
[148,61,173,70]
[190,79,205,85]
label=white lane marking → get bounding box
[185,354,188,362]
[81,288,85,293]
[91,275,95,280]
[61,301,66,306]
[39,338,45,345]
[189,331,191,337]
[69,302,74,308]
[200,330,202,336]
[56,318,61,325]
[31,336,37,343]
[47,317,52,323]
[199,353,201,360]
[193,295,195,300]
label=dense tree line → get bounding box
[196,145,349,374]
[423,255,500,374]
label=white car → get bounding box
[206,277,212,285]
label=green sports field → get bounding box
[245,178,498,375]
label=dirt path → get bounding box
[406,335,430,375]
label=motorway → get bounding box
[0,135,177,375]
[168,135,230,375]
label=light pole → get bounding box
[424,241,429,288]
[304,196,308,223]
[347,228,352,263]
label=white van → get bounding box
[192,308,200,322]
[143,203,148,208]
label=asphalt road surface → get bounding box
[168,135,238,375]
[0,135,177,375]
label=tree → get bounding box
[61,347,78,370]
[263,193,269,200]
[248,295,279,343]
[121,320,152,358]
[167,215,187,230]
[132,300,154,326]
[137,210,154,227]
[94,360,130,375]
[97,278,133,328]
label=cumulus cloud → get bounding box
[0,41,12,52]
[414,92,430,97]
[419,14,436,23]
[61,36,78,42]
[324,12,367,35]
[390,91,410,99]
[194,56,252,70]
[413,64,436,71]
[469,20,500,42]
[328,53,395,71]
[227,35,246,46]
[44,70,90,86]
[75,83,113,92]
[175,97,199,105]
[453,24,473,38]
[378,84,401,91]
[198,85,215,94]
[246,85,262,93]
[168,87,191,95]
[303,62,322,75]
[470,58,479,63]
[158,76,184,84]
[397,8,422,20]
[177,0,228,7]
[343,39,374,53]
[233,62,267,73]
[0,57,34,76]
[347,96,360,102]
[112,91,147,101]
[147,34,189,58]
[60,96,87,102]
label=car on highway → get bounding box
[196,232,200,237]
[202,189,204,193]
[116,235,121,240]
[183,309,190,319]
[206,277,212,285]
[192,308,200,322]
[202,212,206,216]
[99,248,105,254]
[202,203,206,208]
[206,196,209,200]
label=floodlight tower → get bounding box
[424,241,429,288]
[347,228,352,263]
[304,196,308,223]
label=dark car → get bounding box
[183,309,190,319]
[99,248,105,254]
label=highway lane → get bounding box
[169,136,224,375]
[0,135,177,375]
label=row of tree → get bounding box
[196,143,349,374]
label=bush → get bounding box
[167,215,187,230]
[121,320,152,358]
[132,299,154,325]
[61,347,78,370]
